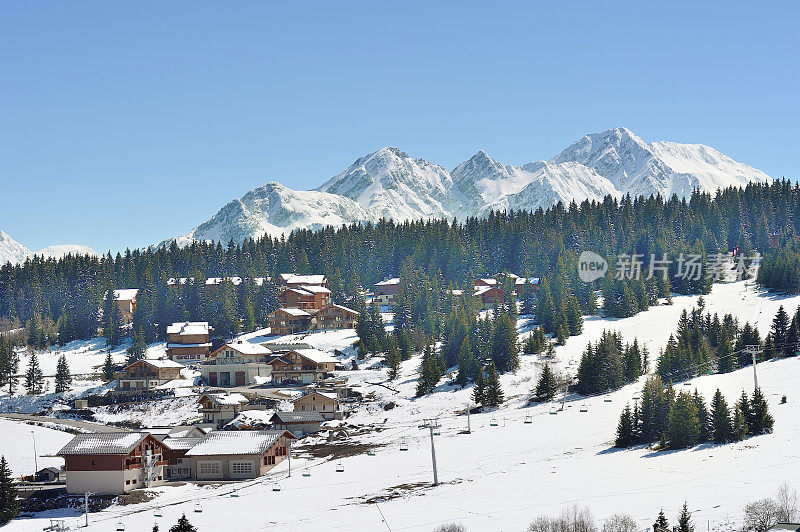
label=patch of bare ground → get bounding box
[297,440,386,460]
[357,479,464,504]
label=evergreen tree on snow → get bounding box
[748,388,774,435]
[0,455,19,525]
[54,353,72,393]
[533,363,559,402]
[482,362,504,407]
[169,514,197,532]
[677,502,694,532]
[24,352,44,395]
[710,389,733,443]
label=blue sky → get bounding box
[1,2,798,253]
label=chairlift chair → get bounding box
[153,508,162,517]
[367,450,375,456]
[194,504,203,513]
[230,490,239,498]
[116,522,125,531]
[271,482,281,492]
[524,414,533,424]
[549,406,559,415]
[302,469,311,477]
[579,402,588,413]
[399,441,409,451]
[489,418,498,427]
[336,462,345,473]
[603,395,612,403]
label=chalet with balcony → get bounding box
[200,340,273,387]
[267,308,312,335]
[293,391,340,420]
[313,303,359,330]
[166,321,212,364]
[117,359,184,391]
[373,278,400,305]
[279,285,331,312]
[57,432,169,494]
[269,349,338,385]
[197,392,249,429]
[277,273,328,291]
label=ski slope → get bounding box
[5,280,800,531]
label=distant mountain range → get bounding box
[174,127,771,245]
[0,230,98,265]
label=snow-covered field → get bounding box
[4,280,799,531]
[0,419,73,477]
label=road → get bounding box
[0,413,128,433]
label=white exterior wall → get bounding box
[66,470,125,495]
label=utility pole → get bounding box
[745,345,762,391]
[420,419,441,486]
[84,491,93,527]
[287,439,291,477]
[31,430,38,478]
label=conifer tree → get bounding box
[710,389,732,443]
[169,514,197,532]
[677,502,694,532]
[615,404,636,447]
[386,342,401,381]
[692,389,710,443]
[54,353,71,393]
[24,352,44,395]
[653,510,670,532]
[126,328,147,365]
[483,362,504,407]
[748,388,774,435]
[0,455,19,525]
[666,391,700,449]
[534,363,559,402]
[472,367,485,407]
[103,350,115,381]
[771,305,790,356]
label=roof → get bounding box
[167,342,212,349]
[271,308,311,317]
[321,303,359,315]
[298,285,331,294]
[113,289,139,301]
[295,391,338,402]
[199,393,249,406]
[290,349,338,364]
[374,278,400,287]
[125,358,183,371]
[768,525,800,532]
[161,437,203,451]
[38,467,62,473]
[58,432,150,456]
[185,430,296,456]
[280,274,326,285]
[205,276,242,286]
[166,322,210,335]
[476,278,497,285]
[221,341,272,356]
[271,411,325,423]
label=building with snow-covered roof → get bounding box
[103,288,139,323]
[473,285,506,309]
[269,411,325,434]
[269,349,338,385]
[166,321,212,364]
[198,392,250,428]
[293,391,341,420]
[201,340,273,387]
[279,285,331,312]
[267,307,312,335]
[277,273,327,290]
[117,359,184,391]
[313,303,359,330]
[57,432,168,494]
[184,430,296,480]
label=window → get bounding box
[231,461,253,475]
[264,456,276,465]
[126,479,131,485]
[198,461,221,477]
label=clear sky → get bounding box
[1,1,798,253]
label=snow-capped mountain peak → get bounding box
[169,128,772,245]
[0,230,32,266]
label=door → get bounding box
[235,371,246,386]
[209,372,217,386]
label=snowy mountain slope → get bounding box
[182,182,374,244]
[551,127,771,198]
[33,244,98,260]
[317,147,458,220]
[451,152,619,215]
[170,128,772,244]
[0,229,31,265]
[9,281,798,532]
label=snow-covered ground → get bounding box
[0,418,73,477]
[4,280,799,531]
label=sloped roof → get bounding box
[185,430,296,456]
[222,341,272,356]
[58,432,150,456]
[162,437,203,451]
[166,322,210,335]
[290,349,338,364]
[271,411,325,423]
[126,358,183,371]
[295,391,338,402]
[321,303,359,315]
[113,289,139,301]
[280,274,326,285]
[199,393,249,406]
[271,308,311,317]
[374,278,400,287]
